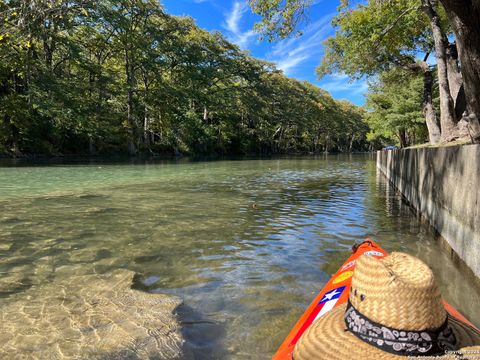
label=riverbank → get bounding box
[406,137,472,149]
[377,144,480,278]
[0,150,372,162]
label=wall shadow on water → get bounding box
[376,153,480,327]
[382,146,479,274]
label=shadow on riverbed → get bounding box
[132,274,228,359]
[176,304,228,360]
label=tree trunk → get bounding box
[88,136,96,156]
[314,131,320,153]
[125,50,136,155]
[439,0,480,142]
[42,32,55,73]
[44,42,53,72]
[203,106,208,122]
[12,135,20,158]
[144,107,150,147]
[217,126,223,152]
[421,64,442,144]
[143,74,150,147]
[398,129,408,148]
[422,0,458,141]
[349,135,355,153]
[4,115,21,158]
[445,43,465,120]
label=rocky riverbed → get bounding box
[0,269,184,359]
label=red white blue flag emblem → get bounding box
[314,286,346,321]
[290,285,346,346]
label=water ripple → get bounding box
[0,156,478,359]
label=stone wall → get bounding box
[377,145,480,277]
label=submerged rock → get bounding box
[0,269,184,359]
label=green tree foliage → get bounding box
[317,0,431,78]
[249,0,313,40]
[249,0,476,145]
[366,69,429,147]
[0,0,368,156]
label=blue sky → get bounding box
[162,0,368,106]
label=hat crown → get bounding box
[349,252,446,331]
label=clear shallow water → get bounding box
[0,155,479,359]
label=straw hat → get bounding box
[293,252,480,359]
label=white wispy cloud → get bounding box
[223,1,256,49]
[318,74,369,98]
[267,13,334,75]
[275,55,311,73]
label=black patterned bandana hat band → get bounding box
[344,300,457,356]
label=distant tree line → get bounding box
[251,0,480,148]
[0,0,369,157]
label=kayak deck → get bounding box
[273,239,478,360]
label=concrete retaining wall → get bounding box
[377,145,480,277]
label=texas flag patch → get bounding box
[289,285,347,346]
[314,286,346,321]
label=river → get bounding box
[0,155,479,359]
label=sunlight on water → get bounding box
[0,155,479,359]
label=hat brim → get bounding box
[293,304,480,360]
